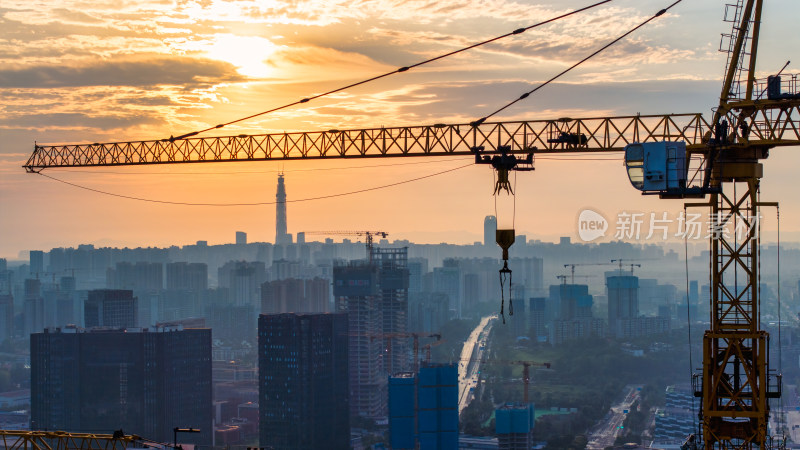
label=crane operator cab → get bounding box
[624,141,690,196]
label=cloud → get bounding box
[0,112,161,129]
[0,55,244,88]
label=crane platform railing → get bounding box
[0,430,141,450]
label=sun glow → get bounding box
[198,34,281,79]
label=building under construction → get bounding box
[373,247,410,375]
[333,246,409,420]
[334,261,386,419]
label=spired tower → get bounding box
[275,173,290,245]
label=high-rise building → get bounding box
[607,275,639,336]
[418,364,459,449]
[24,279,44,336]
[407,258,428,294]
[260,277,329,314]
[509,257,544,294]
[484,216,497,247]
[463,273,480,314]
[0,294,14,341]
[557,283,591,320]
[408,292,449,333]
[0,258,11,295]
[510,286,527,337]
[236,231,247,245]
[529,297,547,341]
[389,364,458,450]
[652,386,696,447]
[166,262,208,291]
[31,326,212,445]
[389,373,416,450]
[218,261,266,306]
[373,247,410,375]
[258,313,349,450]
[334,261,386,419]
[433,260,460,318]
[275,174,292,245]
[107,262,163,291]
[30,251,44,275]
[207,303,256,344]
[495,403,535,450]
[84,289,138,328]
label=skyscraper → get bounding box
[31,326,212,445]
[166,262,208,291]
[373,247,410,374]
[29,250,44,275]
[260,277,329,314]
[84,289,138,328]
[607,275,639,336]
[24,279,44,336]
[258,313,349,449]
[334,261,386,419]
[218,261,267,307]
[275,173,291,245]
[0,294,14,341]
[483,216,497,247]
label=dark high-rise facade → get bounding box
[0,294,13,341]
[107,262,163,291]
[31,326,212,445]
[389,364,458,450]
[258,313,349,449]
[275,173,291,245]
[166,262,208,291]
[84,289,138,328]
[373,247,410,375]
[260,277,330,314]
[334,262,385,419]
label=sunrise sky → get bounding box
[1,0,799,259]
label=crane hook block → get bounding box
[496,229,515,261]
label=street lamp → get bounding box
[173,427,200,450]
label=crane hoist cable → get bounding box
[35,162,473,206]
[495,169,517,323]
[470,0,684,127]
[163,0,615,141]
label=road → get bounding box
[586,384,642,450]
[771,384,800,447]
[458,315,496,414]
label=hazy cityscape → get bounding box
[0,173,794,450]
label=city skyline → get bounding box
[2,1,800,258]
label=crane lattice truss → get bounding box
[23,108,800,172]
[0,430,139,450]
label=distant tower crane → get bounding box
[20,0,800,447]
[610,259,642,275]
[303,231,388,262]
[563,262,614,284]
[476,359,551,404]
